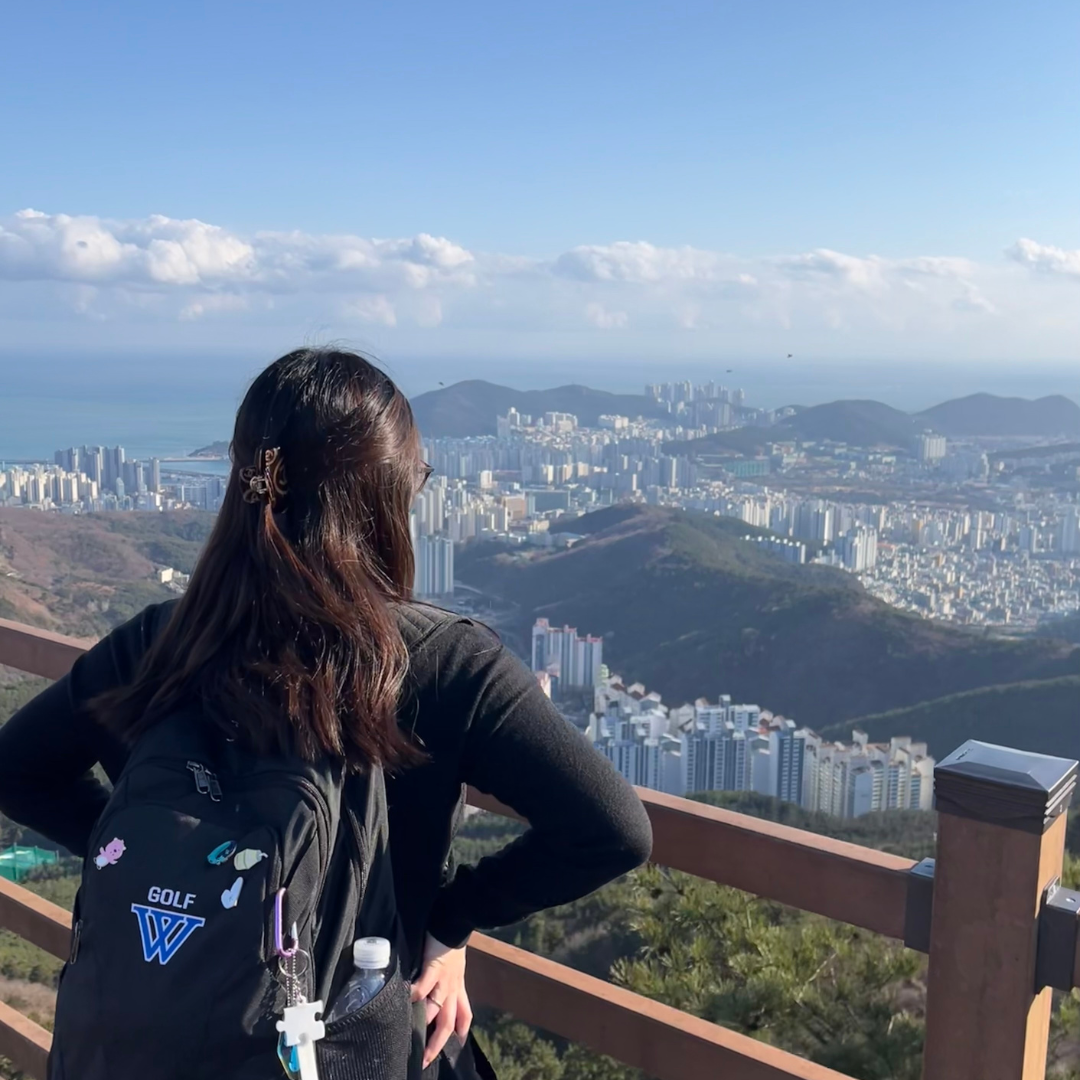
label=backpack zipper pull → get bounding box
[186,761,210,796]
[205,769,223,803]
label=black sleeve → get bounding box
[424,624,653,948]
[0,605,163,856]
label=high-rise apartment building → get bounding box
[1060,510,1080,555]
[83,447,104,486]
[413,535,454,598]
[54,448,80,473]
[803,732,934,818]
[768,719,807,805]
[677,698,762,795]
[530,618,603,694]
[103,446,126,494]
[542,412,577,434]
[917,433,947,463]
[838,526,878,571]
[794,500,836,543]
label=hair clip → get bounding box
[241,447,287,507]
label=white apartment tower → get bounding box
[531,619,604,694]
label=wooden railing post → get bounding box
[922,740,1078,1080]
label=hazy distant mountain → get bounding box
[191,440,230,457]
[409,380,670,437]
[408,380,1080,444]
[663,400,916,456]
[913,393,1080,437]
[777,400,917,448]
[193,381,1080,446]
[456,504,1078,729]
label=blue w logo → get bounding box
[130,903,206,965]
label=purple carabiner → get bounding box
[273,888,298,959]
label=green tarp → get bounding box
[0,844,58,883]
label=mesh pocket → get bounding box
[316,962,412,1080]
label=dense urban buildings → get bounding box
[0,448,221,512]
[4,379,1079,629]
[587,670,935,818]
[8,380,1071,819]
[521,615,933,818]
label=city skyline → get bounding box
[13,376,1079,634]
[6,359,1080,467]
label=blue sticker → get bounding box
[207,841,237,866]
[131,904,206,965]
[221,877,243,909]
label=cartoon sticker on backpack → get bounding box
[207,841,237,866]
[221,878,244,909]
[233,848,267,871]
[94,838,126,869]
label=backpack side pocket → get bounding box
[316,952,412,1080]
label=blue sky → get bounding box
[1,0,1079,368]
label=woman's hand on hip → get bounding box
[410,932,473,1068]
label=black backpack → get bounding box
[49,706,416,1080]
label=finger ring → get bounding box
[430,995,445,1009]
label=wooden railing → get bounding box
[0,616,1076,1080]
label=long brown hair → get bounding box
[98,348,426,770]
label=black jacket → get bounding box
[0,599,653,974]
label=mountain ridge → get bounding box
[825,675,1080,763]
[190,382,1080,447]
[773,399,917,447]
[456,504,1079,731]
[408,380,671,438]
[914,393,1080,437]
[404,380,1080,442]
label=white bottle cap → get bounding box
[353,936,391,970]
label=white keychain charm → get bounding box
[276,1001,326,1080]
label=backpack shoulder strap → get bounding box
[312,764,398,1005]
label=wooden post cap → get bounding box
[934,740,1077,834]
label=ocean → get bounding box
[1,350,1077,461]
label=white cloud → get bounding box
[0,209,256,286]
[776,248,887,290]
[1006,238,1080,277]
[557,241,720,283]
[585,302,628,329]
[952,284,997,315]
[0,211,472,293]
[344,294,397,326]
[252,230,475,291]
[1,208,1078,360]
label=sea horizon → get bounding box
[1,350,1077,461]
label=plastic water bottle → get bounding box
[325,937,391,1023]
